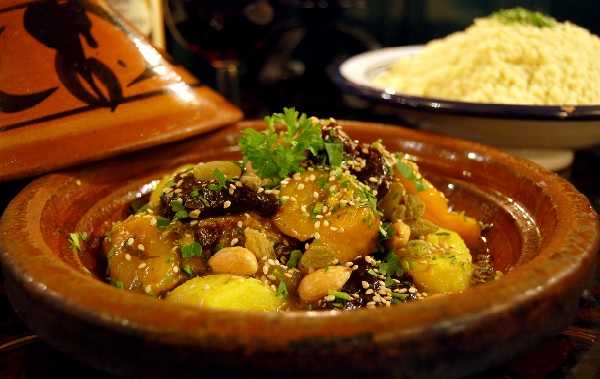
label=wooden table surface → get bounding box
[1,148,598,379]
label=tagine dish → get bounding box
[92,109,497,312]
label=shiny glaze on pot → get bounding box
[0,0,242,182]
[0,121,598,378]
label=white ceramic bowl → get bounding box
[335,46,600,170]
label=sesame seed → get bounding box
[173,266,179,273]
[75,179,82,186]
[352,265,358,270]
[313,192,319,199]
[137,244,145,251]
[190,220,198,226]
[228,189,235,195]
[174,189,182,194]
[307,167,314,172]
[281,196,290,201]
[124,254,132,261]
[399,288,408,293]
[144,285,152,294]
[314,221,321,228]
[293,173,302,180]
[305,243,310,250]
[223,200,232,209]
[314,232,320,239]
[297,183,305,190]
[244,213,250,218]
[127,237,134,246]
[361,281,370,289]
[325,295,335,302]
[323,220,330,227]
[150,218,157,226]
[409,287,417,294]
[308,174,316,181]
[257,187,264,193]
[163,187,172,193]
[138,262,147,269]
[237,221,243,228]
[262,266,269,275]
[330,226,338,231]
[368,177,378,183]
[267,274,276,281]
[366,301,376,308]
[230,238,239,246]
[315,215,323,219]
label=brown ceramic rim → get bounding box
[1,121,599,375]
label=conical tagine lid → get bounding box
[0,0,242,182]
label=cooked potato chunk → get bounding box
[165,275,284,311]
[273,169,380,265]
[104,214,184,296]
[397,228,472,294]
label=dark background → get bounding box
[163,0,599,119]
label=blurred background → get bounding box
[146,0,598,119]
[108,0,599,119]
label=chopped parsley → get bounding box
[379,222,394,240]
[111,278,124,289]
[276,280,288,298]
[156,216,171,230]
[181,242,203,258]
[287,250,303,268]
[239,107,325,182]
[208,169,229,191]
[395,158,427,192]
[190,188,200,199]
[492,7,556,28]
[329,290,352,302]
[170,199,188,220]
[325,142,344,167]
[182,265,194,276]
[68,232,88,252]
[378,251,404,278]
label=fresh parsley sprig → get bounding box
[239,108,328,182]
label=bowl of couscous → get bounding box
[334,8,600,170]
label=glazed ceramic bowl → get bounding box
[335,46,600,170]
[1,121,598,379]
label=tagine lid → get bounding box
[0,0,243,182]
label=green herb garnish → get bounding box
[329,290,352,302]
[181,242,203,258]
[182,265,194,276]
[68,232,88,252]
[276,281,288,298]
[190,188,200,199]
[395,158,427,192]
[492,7,556,28]
[287,250,303,268]
[111,279,124,289]
[239,107,324,182]
[170,199,188,220]
[379,222,394,240]
[208,169,229,191]
[325,142,344,167]
[378,251,404,278]
[156,216,171,230]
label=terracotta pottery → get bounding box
[0,120,598,378]
[0,0,242,182]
